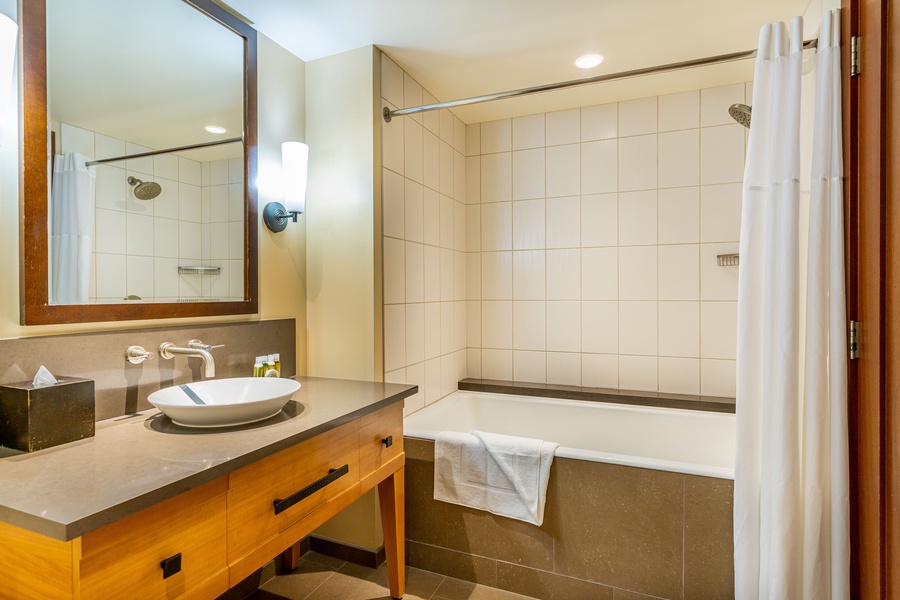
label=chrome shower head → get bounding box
[127,176,162,200]
[728,103,752,128]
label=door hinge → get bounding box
[849,320,859,360]
[850,36,860,76]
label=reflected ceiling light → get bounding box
[205,125,227,134]
[263,141,309,233]
[575,54,603,69]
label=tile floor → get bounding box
[246,551,539,600]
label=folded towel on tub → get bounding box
[434,430,559,526]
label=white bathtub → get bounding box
[404,390,735,479]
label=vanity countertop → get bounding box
[0,376,416,542]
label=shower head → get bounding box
[728,103,752,128]
[127,176,162,200]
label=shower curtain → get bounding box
[50,152,95,304]
[734,10,848,600]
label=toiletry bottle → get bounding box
[272,353,281,376]
[253,356,264,377]
[264,354,279,378]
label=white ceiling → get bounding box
[226,0,814,123]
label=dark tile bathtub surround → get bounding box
[459,378,736,414]
[404,437,735,600]
[0,319,296,421]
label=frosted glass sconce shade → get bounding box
[263,141,309,233]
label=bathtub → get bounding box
[404,390,735,479]
[402,390,736,599]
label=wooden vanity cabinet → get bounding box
[0,401,406,600]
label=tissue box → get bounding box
[0,377,95,452]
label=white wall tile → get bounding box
[440,141,454,197]
[700,242,739,300]
[701,83,746,127]
[581,139,617,194]
[95,134,125,161]
[424,245,441,302]
[546,196,581,248]
[547,301,581,352]
[547,108,581,146]
[514,351,547,383]
[467,300,482,347]
[95,209,126,254]
[154,218,179,259]
[618,190,657,246]
[619,301,658,355]
[381,55,404,107]
[582,247,617,300]
[466,124,481,157]
[405,362,426,415]
[658,187,700,244]
[456,302,468,352]
[178,183,201,223]
[546,249,580,300]
[154,154,179,181]
[481,202,512,251]
[439,110,454,144]
[95,166,127,212]
[423,130,440,191]
[547,352,581,385]
[404,119,424,184]
[701,359,736,397]
[618,135,657,192]
[481,153,512,203]
[513,114,545,150]
[513,250,545,300]
[581,193,617,247]
[406,302,425,365]
[513,300,546,351]
[425,358,442,404]
[582,301,617,354]
[466,156,481,204]
[482,251,512,299]
[512,149,545,200]
[467,349,482,379]
[467,253,482,300]
[403,72,423,125]
[513,199,545,250]
[659,358,700,395]
[455,152,467,203]
[658,301,700,357]
[481,119,512,154]
[582,354,618,389]
[619,246,658,300]
[700,125,745,185]
[700,301,738,359]
[229,222,243,260]
[95,254,126,298]
[154,258,179,298]
[179,221,201,260]
[455,252,467,302]
[581,103,617,141]
[61,123,95,158]
[126,256,154,299]
[700,183,742,242]
[207,184,228,222]
[441,301,455,355]
[423,188,440,245]
[209,159,229,186]
[619,356,658,392]
[659,90,700,132]
[209,222,228,260]
[440,249,454,301]
[618,96,657,137]
[454,202,467,253]
[454,117,467,155]
[546,144,581,198]
[659,244,700,300]
[127,213,154,256]
[467,206,482,253]
[482,349,513,381]
[441,353,457,398]
[423,90,440,134]
[658,129,700,188]
[440,195,454,249]
[405,180,424,243]
[424,303,441,360]
[384,304,406,372]
[406,242,424,303]
[384,237,405,305]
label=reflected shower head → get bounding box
[127,176,162,200]
[728,103,752,128]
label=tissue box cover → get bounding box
[0,377,95,452]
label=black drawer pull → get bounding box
[273,464,350,515]
[160,553,182,579]
[382,436,393,448]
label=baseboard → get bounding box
[308,535,386,569]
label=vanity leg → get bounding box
[282,541,302,571]
[378,467,405,599]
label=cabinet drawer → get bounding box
[227,420,360,561]
[79,478,228,600]
[359,402,403,481]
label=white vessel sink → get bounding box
[148,377,301,428]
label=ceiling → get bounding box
[226,0,815,123]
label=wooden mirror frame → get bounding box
[20,0,258,325]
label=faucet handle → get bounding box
[126,345,155,364]
[187,339,224,352]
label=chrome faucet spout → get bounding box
[158,342,216,378]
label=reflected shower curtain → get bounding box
[49,152,95,304]
[734,10,849,600]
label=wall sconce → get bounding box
[0,13,18,146]
[263,141,309,233]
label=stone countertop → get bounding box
[0,376,416,542]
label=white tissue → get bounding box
[32,365,58,388]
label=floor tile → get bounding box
[433,576,538,600]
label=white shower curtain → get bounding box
[49,152,95,304]
[734,10,848,600]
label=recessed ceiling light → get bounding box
[575,54,603,69]
[205,125,227,134]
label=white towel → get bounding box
[433,430,559,526]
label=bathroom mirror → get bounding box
[21,0,258,324]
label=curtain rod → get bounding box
[383,38,818,122]
[84,137,243,166]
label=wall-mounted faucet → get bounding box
[158,339,222,378]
